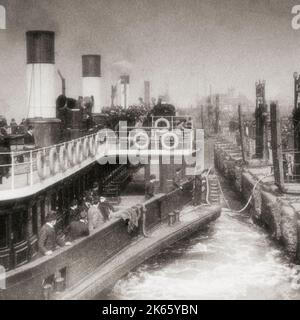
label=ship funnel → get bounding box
[82,55,102,113]
[118,74,130,108]
[26,31,56,118]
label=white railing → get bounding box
[0,126,195,192]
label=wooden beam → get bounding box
[270,102,285,192]
[238,104,246,164]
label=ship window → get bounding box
[12,211,27,244]
[0,215,8,248]
[32,204,38,235]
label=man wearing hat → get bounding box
[145,174,156,200]
[38,212,58,256]
[69,210,89,240]
[87,197,103,233]
[98,196,114,222]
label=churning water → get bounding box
[102,179,300,300]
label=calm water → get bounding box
[101,177,300,300]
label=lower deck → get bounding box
[0,162,130,271]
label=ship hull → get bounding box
[0,179,221,300]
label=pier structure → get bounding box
[255,80,268,160]
[215,75,300,261]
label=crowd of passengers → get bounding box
[39,168,187,257]
[38,183,115,257]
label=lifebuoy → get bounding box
[67,143,76,166]
[36,151,47,179]
[89,136,96,156]
[59,145,68,171]
[154,117,170,129]
[83,138,89,158]
[49,147,59,175]
[161,131,179,150]
[75,141,83,164]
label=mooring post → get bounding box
[263,103,269,161]
[293,72,300,180]
[238,104,246,164]
[255,80,266,159]
[270,102,285,192]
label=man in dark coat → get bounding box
[173,169,184,191]
[38,212,58,256]
[38,211,71,256]
[24,126,35,145]
[145,174,156,200]
[98,196,114,223]
[69,210,89,240]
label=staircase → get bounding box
[102,165,131,202]
[207,175,221,205]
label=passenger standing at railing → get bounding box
[145,174,156,200]
[82,191,92,211]
[24,126,35,145]
[69,199,80,221]
[69,210,89,240]
[98,196,114,222]
[38,212,71,256]
[173,168,184,191]
[10,118,17,134]
[87,198,103,232]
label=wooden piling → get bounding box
[238,104,246,164]
[270,102,285,192]
[255,81,266,159]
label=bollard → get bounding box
[174,210,180,223]
[43,283,53,300]
[168,212,176,226]
[54,277,65,292]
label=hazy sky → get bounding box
[0,0,300,120]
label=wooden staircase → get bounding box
[102,165,131,202]
[207,175,221,205]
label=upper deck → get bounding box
[0,116,202,201]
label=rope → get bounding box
[205,167,212,205]
[216,172,273,213]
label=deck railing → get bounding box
[0,126,194,192]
